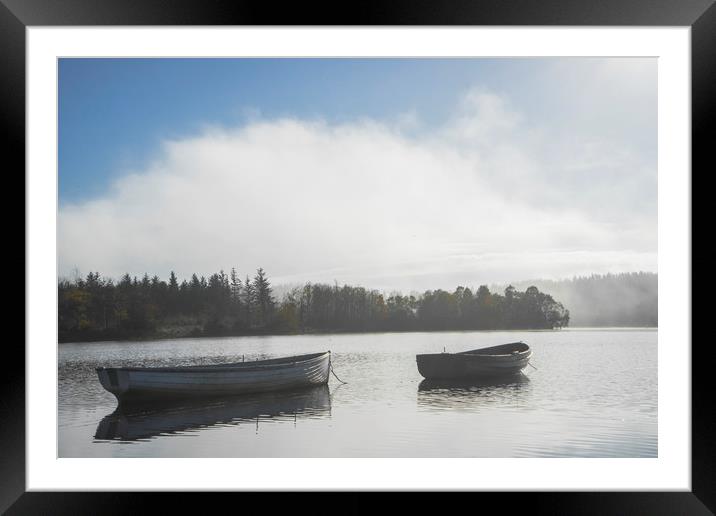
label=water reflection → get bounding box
[59,331,657,457]
[417,373,531,410]
[94,385,331,442]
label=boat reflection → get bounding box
[417,373,531,410]
[94,385,331,442]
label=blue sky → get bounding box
[59,58,655,204]
[60,58,497,202]
[58,58,657,289]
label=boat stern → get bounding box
[416,353,462,380]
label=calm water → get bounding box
[58,329,657,457]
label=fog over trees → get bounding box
[58,269,570,342]
[495,272,657,327]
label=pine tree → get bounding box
[252,268,274,327]
[230,267,242,302]
[166,271,177,312]
[243,275,255,328]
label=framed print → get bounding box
[7,0,712,513]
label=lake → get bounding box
[58,329,657,457]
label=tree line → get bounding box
[58,268,570,342]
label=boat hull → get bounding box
[97,352,331,405]
[416,342,531,380]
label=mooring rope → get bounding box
[328,352,348,384]
[527,361,538,370]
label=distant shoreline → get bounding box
[58,325,657,344]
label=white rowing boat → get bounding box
[96,351,331,405]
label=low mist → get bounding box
[494,272,657,327]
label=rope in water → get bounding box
[328,353,348,384]
[527,361,538,370]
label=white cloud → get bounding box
[447,89,523,144]
[59,85,656,291]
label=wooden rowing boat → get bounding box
[96,351,331,405]
[416,342,532,380]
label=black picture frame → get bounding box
[6,0,711,513]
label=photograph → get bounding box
[7,2,708,508]
[57,57,659,459]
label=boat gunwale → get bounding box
[417,342,530,360]
[96,351,330,374]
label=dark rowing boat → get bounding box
[416,342,532,380]
[97,351,331,405]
